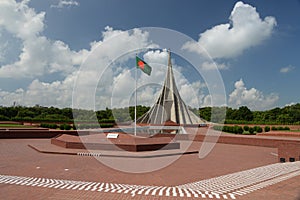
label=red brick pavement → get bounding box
[1,139,299,199]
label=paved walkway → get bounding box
[1,162,300,199]
[1,139,300,199]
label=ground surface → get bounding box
[1,138,300,199]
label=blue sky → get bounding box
[0,0,299,110]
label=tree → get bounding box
[225,106,253,122]
[0,115,9,121]
[199,107,211,121]
[16,110,35,118]
[237,106,253,121]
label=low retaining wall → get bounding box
[187,134,300,163]
[0,129,89,138]
[278,142,300,162]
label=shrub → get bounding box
[264,126,270,132]
[100,123,114,128]
[284,126,290,131]
[243,125,249,131]
[253,126,260,132]
[50,124,58,129]
[271,126,277,131]
[76,123,114,129]
[40,123,58,129]
[59,124,65,130]
[256,126,263,133]
[64,124,72,130]
[277,126,284,131]
[40,123,48,128]
[232,126,243,134]
[213,126,223,131]
[249,127,255,134]
[98,119,115,123]
[232,126,238,134]
[237,126,244,134]
[213,125,244,134]
[78,124,99,129]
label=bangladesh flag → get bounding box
[136,56,152,76]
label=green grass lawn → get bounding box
[289,129,300,133]
[0,124,35,128]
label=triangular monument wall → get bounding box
[137,50,206,125]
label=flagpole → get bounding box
[134,55,137,137]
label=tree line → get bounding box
[198,104,300,124]
[0,103,300,125]
[0,105,149,123]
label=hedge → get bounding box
[75,123,114,129]
[213,125,263,135]
[40,123,58,129]
[271,126,290,131]
[213,125,243,134]
[60,124,72,130]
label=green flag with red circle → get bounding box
[136,56,152,76]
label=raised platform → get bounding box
[51,133,180,152]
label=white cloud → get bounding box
[0,0,88,78]
[0,0,45,40]
[0,88,24,107]
[280,65,295,73]
[0,0,219,110]
[0,1,158,108]
[229,79,279,110]
[0,41,7,62]
[183,1,277,59]
[284,102,296,107]
[0,36,89,78]
[0,73,77,107]
[201,61,228,71]
[51,0,79,9]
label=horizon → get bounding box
[1,102,300,112]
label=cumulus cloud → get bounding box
[183,1,277,59]
[0,0,157,108]
[0,0,88,78]
[280,65,295,73]
[201,61,228,71]
[0,0,45,40]
[51,0,79,9]
[11,27,154,108]
[284,102,296,107]
[0,41,7,62]
[0,0,215,110]
[229,79,279,110]
[0,36,88,78]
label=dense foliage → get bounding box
[0,105,149,123]
[199,103,300,124]
[1,103,300,125]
